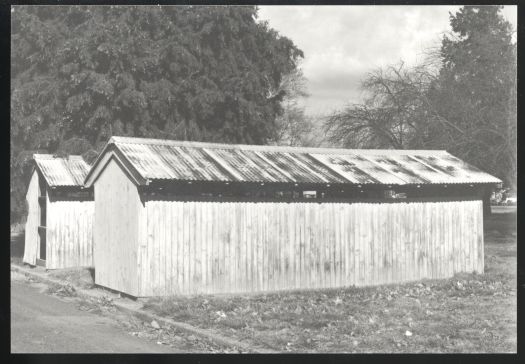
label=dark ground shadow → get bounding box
[11,232,25,259]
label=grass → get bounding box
[142,211,517,353]
[45,282,78,297]
[48,267,95,289]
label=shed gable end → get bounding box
[93,158,143,296]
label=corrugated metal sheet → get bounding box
[98,136,501,185]
[34,154,91,187]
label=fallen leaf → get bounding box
[151,320,160,329]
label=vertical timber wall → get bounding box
[137,199,483,296]
[23,171,40,266]
[94,158,143,296]
[45,198,94,269]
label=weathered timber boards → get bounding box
[138,199,483,296]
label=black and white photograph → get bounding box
[10,3,517,353]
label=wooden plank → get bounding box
[459,204,466,272]
[435,202,440,278]
[452,202,458,276]
[409,203,413,281]
[344,204,349,285]
[247,203,251,292]
[336,204,342,287]
[165,202,172,295]
[305,203,311,288]
[166,202,177,295]
[321,203,327,288]
[270,204,276,291]
[211,202,218,293]
[373,204,379,285]
[161,202,167,296]
[391,204,397,283]
[23,171,40,266]
[206,202,212,293]
[300,203,305,289]
[478,201,484,274]
[447,203,453,277]
[360,203,366,286]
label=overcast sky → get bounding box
[258,5,517,116]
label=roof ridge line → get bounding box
[108,136,449,156]
[34,153,85,160]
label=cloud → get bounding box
[258,5,517,115]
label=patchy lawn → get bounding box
[143,212,516,353]
[48,267,95,289]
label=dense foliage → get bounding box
[11,5,303,222]
[325,6,516,189]
[432,6,517,190]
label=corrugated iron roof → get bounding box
[87,136,502,186]
[34,154,91,187]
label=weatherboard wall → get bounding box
[23,170,40,266]
[23,169,94,269]
[45,195,94,269]
[134,199,483,297]
[93,158,144,296]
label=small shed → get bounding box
[84,136,501,297]
[23,154,94,269]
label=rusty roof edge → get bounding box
[109,136,449,156]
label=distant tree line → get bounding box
[325,6,516,190]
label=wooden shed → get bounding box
[23,154,94,269]
[84,136,501,297]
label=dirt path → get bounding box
[11,274,176,353]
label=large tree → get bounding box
[270,68,320,147]
[11,5,303,222]
[324,62,447,150]
[431,5,516,189]
[324,6,516,191]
